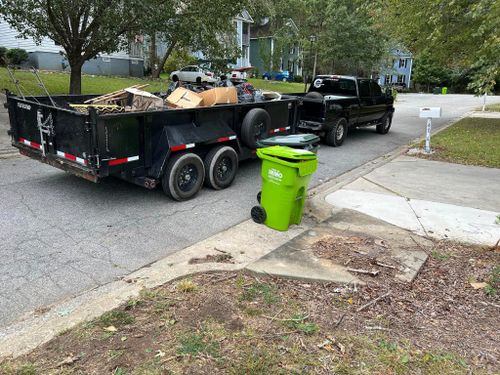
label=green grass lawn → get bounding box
[484,102,500,112]
[0,67,164,95]
[1,68,305,96]
[415,117,500,168]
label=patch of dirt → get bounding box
[2,241,499,374]
[312,234,400,278]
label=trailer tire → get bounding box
[204,145,238,190]
[305,91,323,100]
[162,153,205,201]
[241,108,271,149]
[325,117,347,147]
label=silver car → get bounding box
[170,65,217,83]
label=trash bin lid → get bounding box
[257,146,316,161]
[258,134,320,147]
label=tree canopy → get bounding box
[0,0,145,93]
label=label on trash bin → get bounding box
[268,168,283,184]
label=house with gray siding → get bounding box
[250,18,302,78]
[0,19,144,77]
[377,49,413,88]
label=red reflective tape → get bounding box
[217,137,230,142]
[31,141,41,149]
[64,153,76,161]
[170,144,187,152]
[108,157,129,166]
[19,137,26,143]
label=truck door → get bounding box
[357,79,374,123]
[370,81,387,122]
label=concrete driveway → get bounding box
[0,93,498,328]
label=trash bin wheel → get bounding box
[251,205,266,224]
[257,191,261,203]
[241,108,271,149]
[325,117,347,147]
[376,113,392,134]
[162,153,205,201]
[204,145,238,190]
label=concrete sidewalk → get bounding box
[325,156,500,246]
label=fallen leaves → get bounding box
[318,337,345,355]
[103,326,118,332]
[470,282,488,289]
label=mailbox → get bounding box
[419,107,441,118]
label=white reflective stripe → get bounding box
[75,157,87,165]
[56,150,65,158]
[285,126,291,130]
[22,139,31,146]
[128,156,139,162]
[229,135,237,140]
[186,143,195,149]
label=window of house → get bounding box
[399,59,407,68]
[385,75,392,85]
[397,75,406,83]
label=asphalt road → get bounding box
[0,93,498,328]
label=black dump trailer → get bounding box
[5,93,298,200]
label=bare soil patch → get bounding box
[1,241,499,375]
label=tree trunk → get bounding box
[69,62,83,94]
[149,33,157,75]
[152,40,177,79]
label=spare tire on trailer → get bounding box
[162,153,205,201]
[241,108,271,149]
[305,91,323,100]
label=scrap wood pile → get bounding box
[69,81,280,114]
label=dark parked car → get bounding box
[296,75,395,146]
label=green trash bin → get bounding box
[441,87,448,95]
[251,146,318,231]
[257,134,321,153]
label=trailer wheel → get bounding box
[162,153,205,201]
[204,145,238,190]
[241,108,271,149]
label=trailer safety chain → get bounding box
[37,109,55,156]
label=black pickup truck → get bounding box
[297,75,395,146]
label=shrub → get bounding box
[6,48,29,65]
[294,75,304,83]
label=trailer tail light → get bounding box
[56,150,87,166]
[108,155,139,166]
[170,143,195,152]
[19,137,42,150]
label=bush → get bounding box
[6,48,29,65]
[163,48,198,74]
[0,46,7,65]
[294,75,304,83]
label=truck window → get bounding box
[310,78,357,96]
[358,80,370,97]
[370,81,382,97]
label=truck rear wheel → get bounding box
[376,113,392,134]
[204,145,238,190]
[325,117,347,147]
[162,153,205,201]
[241,108,271,149]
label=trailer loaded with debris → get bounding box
[5,85,298,200]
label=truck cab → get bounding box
[298,75,395,146]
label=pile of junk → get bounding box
[69,76,282,114]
